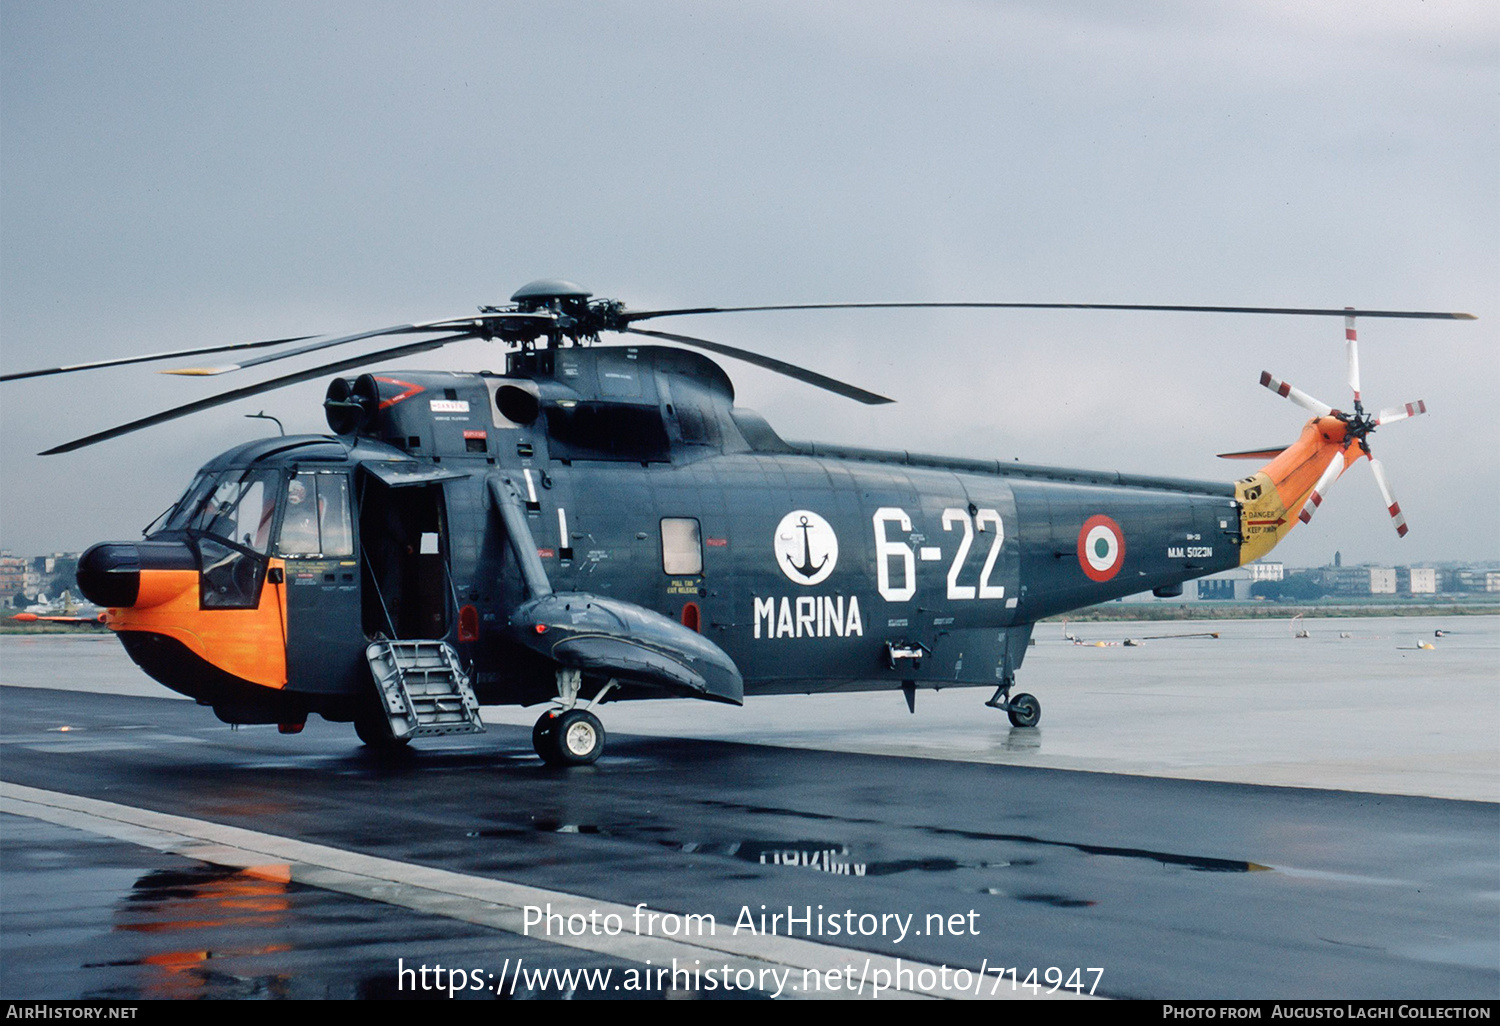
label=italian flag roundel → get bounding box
[1077,514,1125,582]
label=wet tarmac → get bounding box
[1,619,1497,1000]
[483,613,1500,801]
[2,815,658,1000]
[8,615,1496,799]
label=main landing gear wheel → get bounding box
[1006,692,1041,728]
[533,708,606,766]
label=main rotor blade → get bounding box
[0,334,316,383]
[623,302,1478,324]
[162,312,550,376]
[163,324,428,375]
[1367,457,1409,538]
[1376,400,1428,426]
[1296,455,1347,526]
[40,333,474,455]
[624,326,894,405]
[1260,372,1334,416]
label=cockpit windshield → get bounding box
[159,469,280,554]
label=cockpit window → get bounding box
[278,472,354,557]
[163,469,279,554]
[155,473,214,535]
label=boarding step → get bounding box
[365,639,485,740]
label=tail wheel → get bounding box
[534,708,605,766]
[1007,693,1041,728]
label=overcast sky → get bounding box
[2,1,1495,568]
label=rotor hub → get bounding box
[510,278,591,307]
[485,280,630,347]
[1333,408,1378,450]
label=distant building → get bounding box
[1310,566,1408,597]
[1318,566,1379,596]
[0,552,82,604]
[1194,567,1253,601]
[1115,566,1252,603]
[0,552,27,602]
[1442,568,1500,594]
[1397,567,1437,595]
[1245,561,1284,582]
[1196,578,1237,600]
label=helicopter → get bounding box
[5,280,1472,765]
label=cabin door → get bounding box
[278,469,366,695]
[357,474,451,640]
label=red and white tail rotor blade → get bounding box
[1260,372,1334,416]
[1297,455,1346,526]
[1367,457,1410,538]
[1376,399,1428,426]
[1344,309,1362,403]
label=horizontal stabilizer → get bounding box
[1217,447,1288,460]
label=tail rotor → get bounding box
[1259,309,1426,538]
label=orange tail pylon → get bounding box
[1234,418,1362,563]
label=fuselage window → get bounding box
[661,518,703,576]
[278,472,354,557]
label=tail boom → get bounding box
[1235,417,1363,564]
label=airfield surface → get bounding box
[1,617,1496,1000]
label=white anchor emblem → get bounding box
[773,510,838,586]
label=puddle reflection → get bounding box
[84,864,295,999]
[462,802,1272,879]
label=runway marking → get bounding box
[0,780,1092,1001]
[12,731,210,754]
[0,729,211,753]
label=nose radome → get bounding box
[77,541,198,608]
[76,543,140,607]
